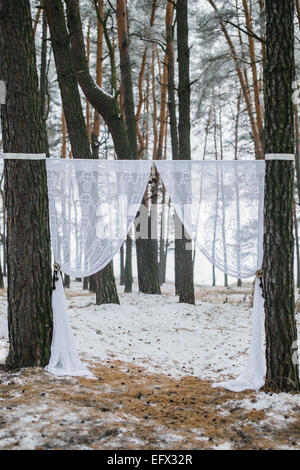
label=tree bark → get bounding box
[0,0,53,368]
[40,5,50,157]
[293,200,300,289]
[176,0,195,304]
[0,261,3,289]
[165,1,180,295]
[92,0,104,158]
[120,243,125,285]
[135,0,157,157]
[124,232,133,293]
[263,0,300,392]
[95,262,120,305]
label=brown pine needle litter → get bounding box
[1,358,300,450]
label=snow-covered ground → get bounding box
[1,280,300,450]
[68,282,253,381]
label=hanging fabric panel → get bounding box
[156,160,265,279]
[156,159,266,391]
[45,158,151,378]
[46,159,152,277]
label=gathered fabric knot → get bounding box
[256,269,264,279]
[52,262,61,290]
[256,269,265,298]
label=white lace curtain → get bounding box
[156,160,265,279]
[45,159,152,377]
[45,159,266,390]
[46,159,152,277]
[156,160,266,391]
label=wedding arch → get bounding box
[2,155,268,392]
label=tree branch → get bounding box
[64,0,132,158]
[223,18,266,44]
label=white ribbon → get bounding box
[265,154,294,161]
[2,153,46,160]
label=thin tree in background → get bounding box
[85,18,92,142]
[60,108,71,289]
[135,0,157,158]
[234,89,242,287]
[165,1,180,294]
[0,0,52,368]
[207,0,264,158]
[92,0,104,158]
[263,0,300,392]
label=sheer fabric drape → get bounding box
[45,158,266,388]
[156,160,266,391]
[46,159,152,277]
[45,159,152,377]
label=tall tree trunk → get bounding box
[234,89,242,287]
[124,231,133,293]
[165,1,180,295]
[116,0,161,295]
[263,0,300,392]
[136,0,157,157]
[293,200,300,289]
[0,260,4,290]
[33,3,42,37]
[212,106,219,287]
[92,0,104,158]
[242,0,263,140]
[61,109,67,158]
[120,243,125,285]
[176,0,195,304]
[85,19,91,142]
[45,0,119,305]
[207,0,264,158]
[294,103,300,205]
[116,0,138,158]
[40,4,50,157]
[95,262,120,305]
[218,101,228,288]
[0,0,53,368]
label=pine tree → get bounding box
[176,0,195,304]
[0,0,53,368]
[263,0,300,392]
